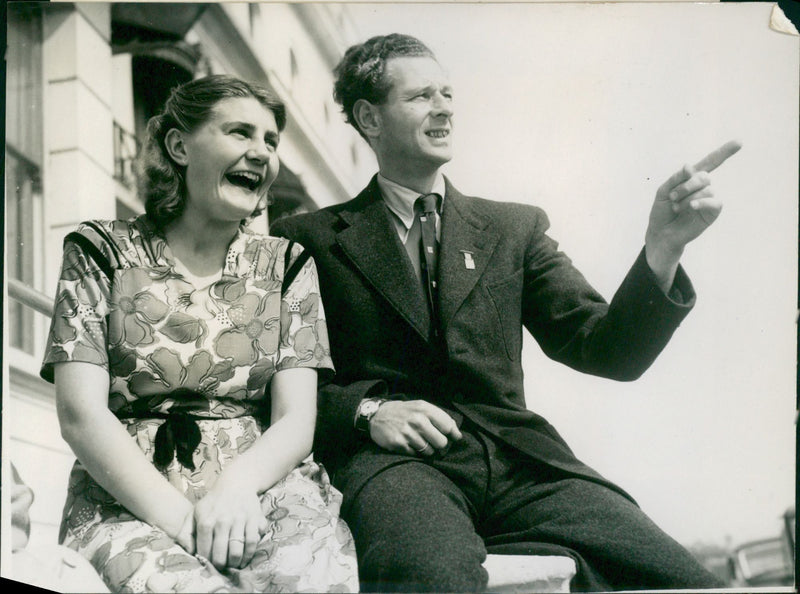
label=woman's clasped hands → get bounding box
[173,478,268,571]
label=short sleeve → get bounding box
[277,243,335,381]
[40,236,112,383]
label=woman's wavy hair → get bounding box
[333,33,435,141]
[136,75,286,231]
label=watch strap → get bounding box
[355,398,386,432]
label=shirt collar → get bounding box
[377,173,446,230]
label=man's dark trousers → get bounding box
[348,419,721,592]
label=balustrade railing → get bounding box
[8,277,53,317]
[113,121,140,190]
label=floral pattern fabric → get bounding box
[40,216,357,592]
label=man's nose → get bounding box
[432,92,453,117]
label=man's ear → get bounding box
[164,128,189,166]
[353,99,381,140]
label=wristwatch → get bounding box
[354,398,387,432]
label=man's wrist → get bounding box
[354,397,387,432]
[645,239,683,293]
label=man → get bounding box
[271,33,740,592]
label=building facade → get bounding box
[3,1,375,556]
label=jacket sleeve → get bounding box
[271,216,389,467]
[521,207,695,381]
[314,379,390,470]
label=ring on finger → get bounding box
[414,442,431,453]
[229,538,244,544]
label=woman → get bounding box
[40,75,358,593]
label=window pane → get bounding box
[5,151,39,353]
[7,3,43,166]
[6,3,43,355]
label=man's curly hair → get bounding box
[333,34,435,140]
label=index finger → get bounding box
[195,516,213,561]
[693,140,742,173]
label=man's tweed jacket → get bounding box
[270,176,694,512]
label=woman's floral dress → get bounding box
[40,216,358,593]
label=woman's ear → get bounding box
[353,99,381,141]
[164,128,189,166]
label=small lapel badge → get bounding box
[461,250,475,270]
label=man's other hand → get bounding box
[369,400,463,457]
[645,140,742,291]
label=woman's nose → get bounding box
[246,141,270,163]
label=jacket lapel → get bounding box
[335,178,432,341]
[438,180,500,331]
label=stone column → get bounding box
[42,3,115,297]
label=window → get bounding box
[111,11,199,220]
[5,151,42,353]
[6,3,44,355]
[130,55,193,141]
[113,120,140,190]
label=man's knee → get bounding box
[347,463,489,591]
[358,534,488,592]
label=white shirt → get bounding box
[377,173,445,244]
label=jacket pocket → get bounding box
[487,268,524,360]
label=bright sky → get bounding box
[344,2,798,548]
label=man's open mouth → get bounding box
[426,130,449,139]
[225,171,263,191]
